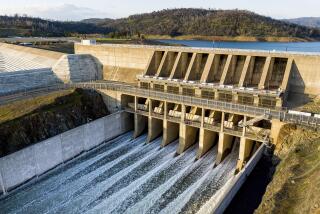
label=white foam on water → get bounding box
[14,134,150,214]
[46,138,169,214]
[0,133,135,213]
[0,132,243,214]
[159,170,212,214]
[89,149,178,214]
[123,149,196,214]
[196,176,235,214]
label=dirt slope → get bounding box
[255,124,320,214]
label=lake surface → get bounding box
[158,39,320,53]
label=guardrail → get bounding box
[166,115,181,123]
[1,82,319,128]
[74,82,320,128]
[150,112,164,120]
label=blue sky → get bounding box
[0,0,319,21]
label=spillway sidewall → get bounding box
[0,111,132,193]
[212,145,265,214]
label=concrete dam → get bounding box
[0,42,320,214]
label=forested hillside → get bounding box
[87,9,320,40]
[1,9,320,41]
[0,15,110,37]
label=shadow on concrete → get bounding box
[66,55,103,83]
[286,61,311,108]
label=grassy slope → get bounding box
[0,90,75,124]
[300,99,320,114]
[255,125,320,214]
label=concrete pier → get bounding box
[177,124,198,154]
[133,114,147,138]
[162,120,179,147]
[197,128,217,159]
[236,137,255,171]
[147,117,163,143]
[215,133,234,165]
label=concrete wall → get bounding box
[52,54,103,83]
[212,144,265,214]
[0,111,133,193]
[75,44,154,83]
[75,44,320,95]
[98,89,123,113]
[289,55,320,95]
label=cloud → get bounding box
[0,4,112,21]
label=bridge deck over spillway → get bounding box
[0,132,239,214]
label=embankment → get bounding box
[255,125,320,214]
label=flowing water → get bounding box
[0,132,239,214]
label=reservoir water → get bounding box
[158,39,320,53]
[0,132,239,214]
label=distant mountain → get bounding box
[283,17,320,28]
[89,9,320,40]
[81,18,114,25]
[0,15,110,37]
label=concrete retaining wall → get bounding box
[0,111,133,193]
[289,55,320,95]
[98,89,123,113]
[75,44,153,83]
[212,144,266,214]
[52,54,103,83]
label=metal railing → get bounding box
[1,81,319,128]
[150,112,164,120]
[135,109,149,116]
[224,129,243,137]
[203,123,221,132]
[184,120,201,128]
[166,115,181,123]
[78,82,320,128]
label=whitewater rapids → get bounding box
[0,132,238,214]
